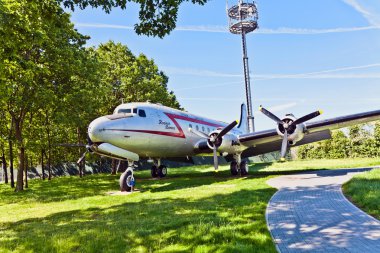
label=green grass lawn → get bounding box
[0,158,379,253]
[343,168,380,220]
[0,165,277,253]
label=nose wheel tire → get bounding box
[158,165,167,178]
[240,161,249,176]
[120,169,134,192]
[151,165,158,178]
[230,161,239,176]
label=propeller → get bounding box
[77,135,93,165]
[190,120,238,171]
[259,105,323,161]
[58,135,93,165]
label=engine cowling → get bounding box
[276,114,305,145]
[206,131,241,154]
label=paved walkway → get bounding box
[266,168,380,253]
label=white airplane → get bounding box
[78,102,380,191]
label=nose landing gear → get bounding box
[120,159,137,192]
[120,167,135,192]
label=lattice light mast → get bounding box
[227,0,258,133]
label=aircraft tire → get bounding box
[151,165,158,178]
[230,161,239,176]
[158,165,167,178]
[120,169,133,192]
[240,161,249,176]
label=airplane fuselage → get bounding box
[88,102,245,159]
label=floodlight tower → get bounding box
[227,0,258,133]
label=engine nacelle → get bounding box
[207,132,242,154]
[276,115,305,145]
[92,143,139,161]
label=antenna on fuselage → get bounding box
[227,0,258,133]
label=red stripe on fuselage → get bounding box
[107,112,224,139]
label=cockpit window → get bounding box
[118,109,131,114]
[139,109,146,117]
[133,108,137,114]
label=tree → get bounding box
[0,0,100,190]
[95,41,181,113]
[59,0,208,38]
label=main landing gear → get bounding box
[151,159,167,178]
[120,160,136,192]
[230,155,249,176]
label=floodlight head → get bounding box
[227,1,259,35]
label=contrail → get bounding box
[75,23,380,34]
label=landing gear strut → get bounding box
[151,159,167,178]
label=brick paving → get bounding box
[266,168,380,253]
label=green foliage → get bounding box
[297,123,380,160]
[0,0,182,188]
[59,0,209,38]
[95,41,181,113]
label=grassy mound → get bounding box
[343,168,380,219]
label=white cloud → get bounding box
[75,23,380,34]
[162,66,242,78]
[164,63,380,82]
[267,102,298,113]
[342,0,380,26]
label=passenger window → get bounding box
[133,108,137,114]
[208,128,210,133]
[189,124,193,129]
[196,125,199,131]
[202,126,205,132]
[118,109,131,114]
[138,109,146,117]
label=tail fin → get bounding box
[237,103,249,134]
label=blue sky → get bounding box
[68,0,380,130]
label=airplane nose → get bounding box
[88,116,110,143]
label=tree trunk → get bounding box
[41,149,45,180]
[111,159,116,175]
[24,154,28,188]
[14,119,24,192]
[16,146,24,191]
[46,115,52,181]
[47,149,51,181]
[9,139,14,188]
[1,150,8,184]
[77,127,83,178]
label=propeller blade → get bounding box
[217,120,238,139]
[77,150,88,165]
[213,145,218,171]
[189,128,209,138]
[280,130,289,161]
[292,110,323,125]
[259,106,283,124]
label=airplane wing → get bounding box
[237,109,380,158]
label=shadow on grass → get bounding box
[0,165,273,204]
[0,188,277,253]
[0,162,325,205]
[0,174,120,205]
